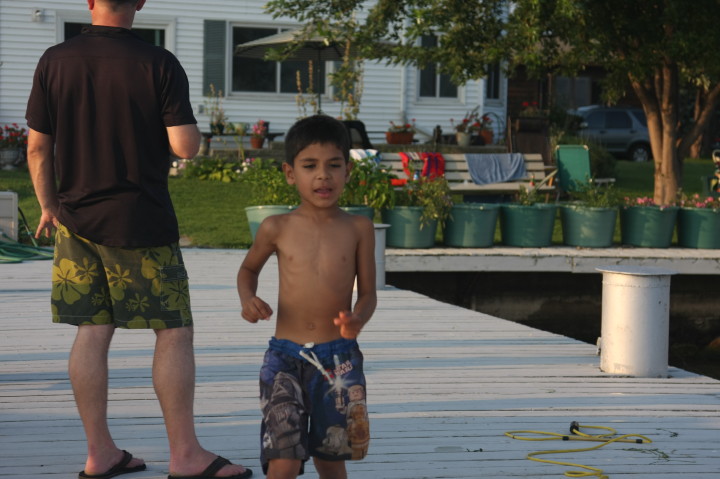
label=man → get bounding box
[25,1,252,478]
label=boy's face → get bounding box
[283,142,350,208]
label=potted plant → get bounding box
[677,193,720,249]
[385,119,416,145]
[444,202,500,248]
[0,123,28,170]
[450,107,481,147]
[620,196,678,247]
[240,157,299,240]
[560,180,620,247]
[515,100,548,132]
[204,84,227,135]
[381,176,453,248]
[500,183,558,247]
[478,113,497,145]
[339,154,396,219]
[250,119,268,149]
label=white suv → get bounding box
[574,106,652,162]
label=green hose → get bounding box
[0,236,53,262]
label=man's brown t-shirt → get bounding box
[26,25,196,247]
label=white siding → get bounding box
[0,0,506,141]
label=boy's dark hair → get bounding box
[284,115,350,165]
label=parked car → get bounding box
[572,105,652,162]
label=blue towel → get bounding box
[465,153,527,185]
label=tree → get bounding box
[357,0,720,205]
[264,0,367,119]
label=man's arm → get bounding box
[26,128,58,238]
[167,124,201,159]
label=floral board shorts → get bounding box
[51,223,193,329]
[259,337,370,474]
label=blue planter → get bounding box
[341,206,375,220]
[500,203,557,247]
[560,205,617,248]
[620,206,678,247]
[444,203,499,247]
[381,206,438,248]
[245,205,296,241]
[677,207,720,249]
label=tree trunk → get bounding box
[630,63,720,205]
[689,89,704,159]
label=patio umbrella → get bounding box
[235,29,352,113]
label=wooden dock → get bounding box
[385,245,720,275]
[2,248,719,478]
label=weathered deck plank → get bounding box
[1,248,719,478]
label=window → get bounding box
[606,111,632,129]
[485,63,501,100]
[631,110,647,126]
[231,26,325,95]
[584,112,604,129]
[554,76,592,110]
[418,35,458,98]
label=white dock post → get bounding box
[596,265,677,378]
[374,224,390,289]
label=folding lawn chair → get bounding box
[554,144,614,199]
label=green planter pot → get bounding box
[560,205,617,248]
[500,203,557,247]
[677,207,720,249]
[341,206,375,220]
[245,205,296,241]
[444,203,499,248]
[381,206,438,248]
[620,205,678,247]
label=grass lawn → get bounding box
[1,157,715,248]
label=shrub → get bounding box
[340,155,396,210]
[394,177,453,226]
[183,156,240,182]
[239,157,299,205]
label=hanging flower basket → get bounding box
[514,117,548,132]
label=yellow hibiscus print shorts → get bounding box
[51,223,193,329]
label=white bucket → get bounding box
[374,224,390,289]
[596,265,676,378]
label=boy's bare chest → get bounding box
[279,239,354,273]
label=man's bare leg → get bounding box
[153,327,249,477]
[313,457,347,479]
[69,324,146,475]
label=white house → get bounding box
[0,0,507,144]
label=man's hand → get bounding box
[35,211,57,239]
[241,296,273,323]
[333,311,363,339]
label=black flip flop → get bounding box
[167,456,252,479]
[78,450,147,479]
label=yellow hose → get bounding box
[505,422,652,478]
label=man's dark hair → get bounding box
[103,0,140,10]
[284,115,350,166]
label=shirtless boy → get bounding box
[237,115,376,479]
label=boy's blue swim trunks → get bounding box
[259,337,370,473]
